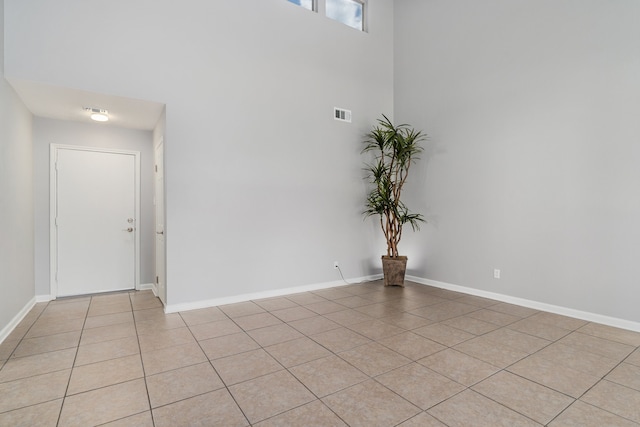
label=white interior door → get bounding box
[154,140,166,305]
[52,146,139,297]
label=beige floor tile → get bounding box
[454,336,528,368]
[130,296,162,311]
[322,380,421,427]
[0,398,62,427]
[79,321,136,346]
[134,313,186,335]
[385,296,437,311]
[188,319,243,341]
[346,319,406,341]
[0,339,19,360]
[67,354,143,395]
[310,327,371,353]
[361,289,405,303]
[212,348,283,385]
[25,317,85,339]
[146,362,224,408]
[577,322,640,347]
[253,296,299,311]
[100,411,154,427]
[305,300,348,315]
[413,323,475,347]
[377,363,465,409]
[141,342,207,376]
[83,311,134,330]
[219,301,266,318]
[0,370,70,413]
[4,326,30,343]
[265,336,332,367]
[508,354,600,398]
[253,400,347,427]
[230,370,315,424]
[483,327,551,354]
[581,380,640,423]
[466,308,521,326]
[339,342,411,377]
[454,295,499,308]
[442,315,501,335]
[285,292,328,305]
[178,307,228,326]
[334,295,376,308]
[558,331,635,361]
[74,336,139,366]
[288,315,341,335]
[419,348,500,387]
[137,327,196,352]
[289,355,369,397]
[312,288,354,300]
[152,389,248,427]
[132,307,166,322]
[0,347,76,383]
[58,379,150,427]
[409,300,478,322]
[87,301,132,317]
[379,312,434,330]
[247,323,303,347]
[12,330,81,358]
[473,371,574,424]
[41,300,89,318]
[527,312,588,331]
[378,331,446,360]
[536,342,620,377]
[397,411,447,427]
[627,347,640,367]
[508,317,573,341]
[271,306,317,322]
[488,302,539,318]
[232,312,283,331]
[548,400,639,427]
[354,302,403,318]
[324,309,374,326]
[90,292,130,304]
[428,389,540,427]
[199,332,260,360]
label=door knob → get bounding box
[156,231,164,235]
[123,227,134,232]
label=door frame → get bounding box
[49,144,141,298]
[154,138,167,305]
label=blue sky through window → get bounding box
[287,0,313,11]
[326,0,363,30]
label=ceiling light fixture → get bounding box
[84,107,109,122]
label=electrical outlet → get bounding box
[333,261,339,270]
[494,269,501,279]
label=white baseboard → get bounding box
[0,297,37,344]
[165,274,382,314]
[138,283,156,294]
[36,294,53,303]
[407,275,640,333]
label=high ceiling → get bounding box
[8,78,164,131]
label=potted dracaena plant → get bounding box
[363,115,426,287]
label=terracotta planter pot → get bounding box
[381,256,407,287]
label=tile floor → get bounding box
[1,281,640,426]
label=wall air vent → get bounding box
[334,107,352,123]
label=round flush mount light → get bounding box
[84,107,109,122]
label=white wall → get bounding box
[0,0,35,338]
[32,118,155,297]
[395,0,640,323]
[5,0,395,306]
